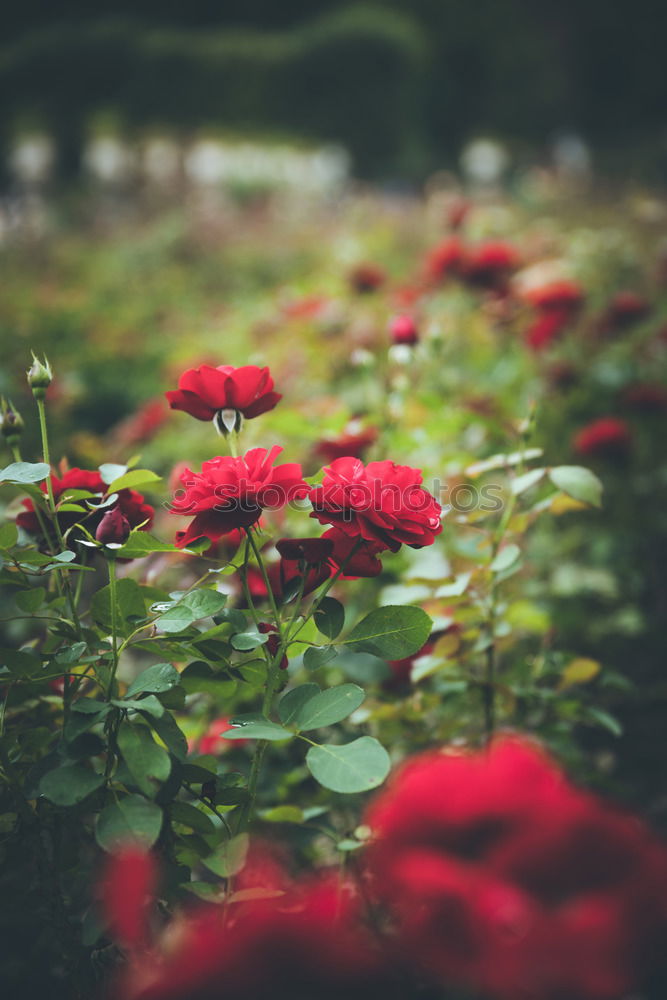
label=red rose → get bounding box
[309,457,442,553]
[525,310,572,351]
[605,291,651,330]
[16,468,153,548]
[323,527,384,578]
[314,423,378,464]
[622,382,667,413]
[101,846,157,952]
[171,446,307,548]
[95,505,131,546]
[462,241,521,290]
[106,856,405,1000]
[573,418,632,459]
[111,398,169,449]
[165,365,281,431]
[193,716,240,755]
[364,736,667,1000]
[348,262,386,294]
[423,237,465,284]
[522,280,585,313]
[389,314,419,346]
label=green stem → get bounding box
[246,528,282,634]
[106,558,119,698]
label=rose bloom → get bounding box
[364,736,667,1000]
[165,365,281,428]
[622,382,667,413]
[192,716,237,755]
[16,467,153,548]
[348,262,386,294]
[309,457,442,552]
[522,279,585,313]
[171,447,307,549]
[314,422,378,463]
[462,241,521,290]
[389,314,419,346]
[105,855,410,1000]
[423,237,465,284]
[573,418,632,459]
[602,290,651,332]
[111,398,169,449]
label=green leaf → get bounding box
[230,629,269,651]
[148,710,189,761]
[278,684,320,725]
[306,737,390,793]
[91,578,146,630]
[117,723,171,797]
[259,805,304,824]
[0,647,42,677]
[106,469,162,493]
[126,662,181,697]
[99,463,127,485]
[15,587,46,613]
[170,800,216,835]
[303,645,337,670]
[549,466,603,508]
[223,714,294,741]
[180,662,237,698]
[96,795,163,852]
[0,522,19,549]
[202,834,248,877]
[293,684,365,731]
[0,462,50,485]
[314,597,345,640]
[156,588,227,633]
[344,605,432,658]
[511,468,545,496]
[113,695,165,718]
[490,544,521,573]
[586,706,622,737]
[39,764,104,806]
[116,532,181,559]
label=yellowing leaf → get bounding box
[550,494,589,515]
[559,658,601,690]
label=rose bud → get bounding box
[26,353,53,399]
[276,537,334,564]
[258,622,288,669]
[390,314,419,346]
[0,398,25,448]
[96,505,131,547]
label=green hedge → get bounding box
[0,6,429,178]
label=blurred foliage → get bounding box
[2,1,667,179]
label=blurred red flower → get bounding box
[165,365,281,424]
[573,418,632,459]
[107,860,404,1000]
[16,467,153,547]
[314,422,378,463]
[602,291,651,332]
[389,314,419,346]
[309,457,442,552]
[423,237,465,284]
[622,382,667,412]
[348,262,386,294]
[171,446,307,548]
[462,241,521,290]
[364,736,667,1000]
[101,847,157,952]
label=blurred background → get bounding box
[2,0,667,185]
